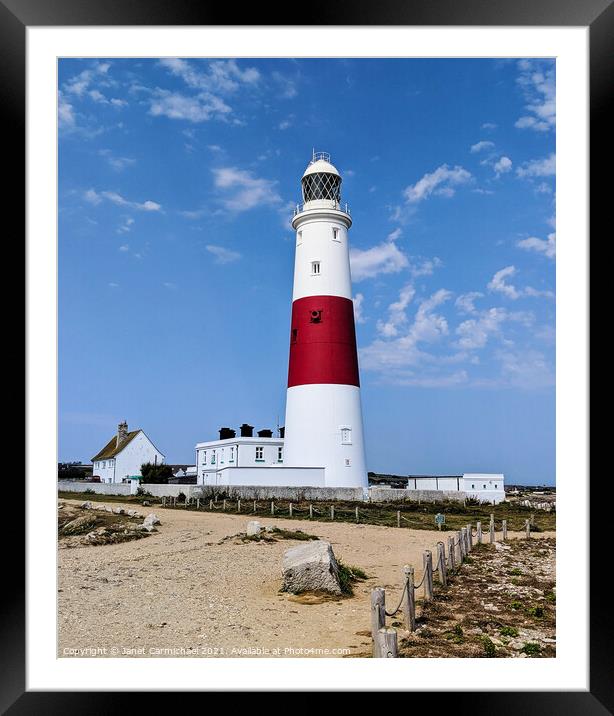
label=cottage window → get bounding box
[230,446,235,462]
[202,451,207,465]
[277,447,283,462]
[221,448,225,464]
[483,484,487,489]
[255,446,264,461]
[102,461,106,468]
[311,261,321,275]
[211,450,216,465]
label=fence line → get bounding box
[370,516,516,657]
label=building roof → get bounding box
[91,430,141,461]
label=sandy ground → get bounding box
[58,499,555,658]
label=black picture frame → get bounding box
[4,0,603,709]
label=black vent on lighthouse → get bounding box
[257,429,273,438]
[219,427,236,440]
[240,423,254,438]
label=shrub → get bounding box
[83,488,95,494]
[500,626,519,637]
[510,601,523,611]
[509,568,523,576]
[482,637,496,657]
[521,642,541,656]
[527,606,544,618]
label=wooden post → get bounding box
[437,542,447,587]
[223,499,226,511]
[423,550,433,601]
[209,499,213,510]
[162,496,166,507]
[448,536,456,572]
[502,519,507,541]
[289,503,293,517]
[371,588,386,657]
[397,510,401,528]
[467,524,473,551]
[173,496,176,507]
[355,506,359,522]
[525,519,531,539]
[403,566,416,632]
[253,500,257,513]
[375,628,398,658]
[457,530,463,563]
[271,501,275,515]
[331,505,335,521]
[196,498,200,510]
[237,500,241,513]
[309,504,313,519]
[477,521,482,544]
[489,520,495,544]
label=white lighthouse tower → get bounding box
[283,152,368,488]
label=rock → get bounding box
[143,513,161,528]
[142,501,150,506]
[104,506,114,513]
[282,540,342,596]
[495,542,511,551]
[61,515,97,536]
[113,507,124,515]
[126,509,139,517]
[138,524,157,533]
[80,501,93,510]
[246,521,263,536]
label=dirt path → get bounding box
[58,499,555,658]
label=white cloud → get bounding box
[376,284,416,337]
[488,265,554,300]
[149,89,232,123]
[353,293,366,324]
[160,58,260,94]
[403,164,471,203]
[410,257,442,278]
[455,292,484,314]
[516,153,556,178]
[481,122,497,130]
[64,61,111,98]
[117,217,135,234]
[350,240,409,282]
[272,71,298,99]
[515,60,556,132]
[206,245,242,264]
[212,167,282,213]
[118,244,130,251]
[488,266,521,299]
[58,92,76,129]
[278,116,294,130]
[84,189,162,212]
[493,156,512,175]
[456,307,508,350]
[98,149,136,172]
[494,348,555,389]
[517,233,556,259]
[470,140,495,153]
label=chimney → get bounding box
[219,427,236,440]
[278,426,285,438]
[117,421,128,448]
[257,429,273,438]
[240,423,254,438]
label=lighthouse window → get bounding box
[291,328,298,343]
[311,261,321,275]
[341,427,352,445]
[297,230,303,245]
[332,227,340,242]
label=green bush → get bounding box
[482,637,496,657]
[521,642,541,656]
[500,626,519,637]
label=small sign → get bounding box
[435,513,445,529]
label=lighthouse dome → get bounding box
[301,151,342,203]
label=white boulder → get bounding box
[246,521,263,536]
[282,540,342,595]
[143,513,161,528]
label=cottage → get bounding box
[91,421,165,484]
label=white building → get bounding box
[91,421,165,484]
[195,425,325,487]
[462,473,505,504]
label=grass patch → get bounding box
[509,568,523,576]
[270,527,319,541]
[500,626,519,638]
[526,606,544,618]
[510,600,523,611]
[521,642,541,656]
[482,637,497,657]
[337,560,369,596]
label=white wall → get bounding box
[199,466,325,488]
[196,438,284,483]
[284,383,368,488]
[114,432,165,484]
[92,458,116,484]
[462,473,505,504]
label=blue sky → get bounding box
[58,58,556,484]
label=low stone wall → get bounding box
[369,487,467,503]
[58,482,474,504]
[57,481,133,496]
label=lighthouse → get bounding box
[283,152,368,488]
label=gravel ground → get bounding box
[58,499,555,658]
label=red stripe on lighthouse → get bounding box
[287,295,360,388]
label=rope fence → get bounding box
[369,513,531,658]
